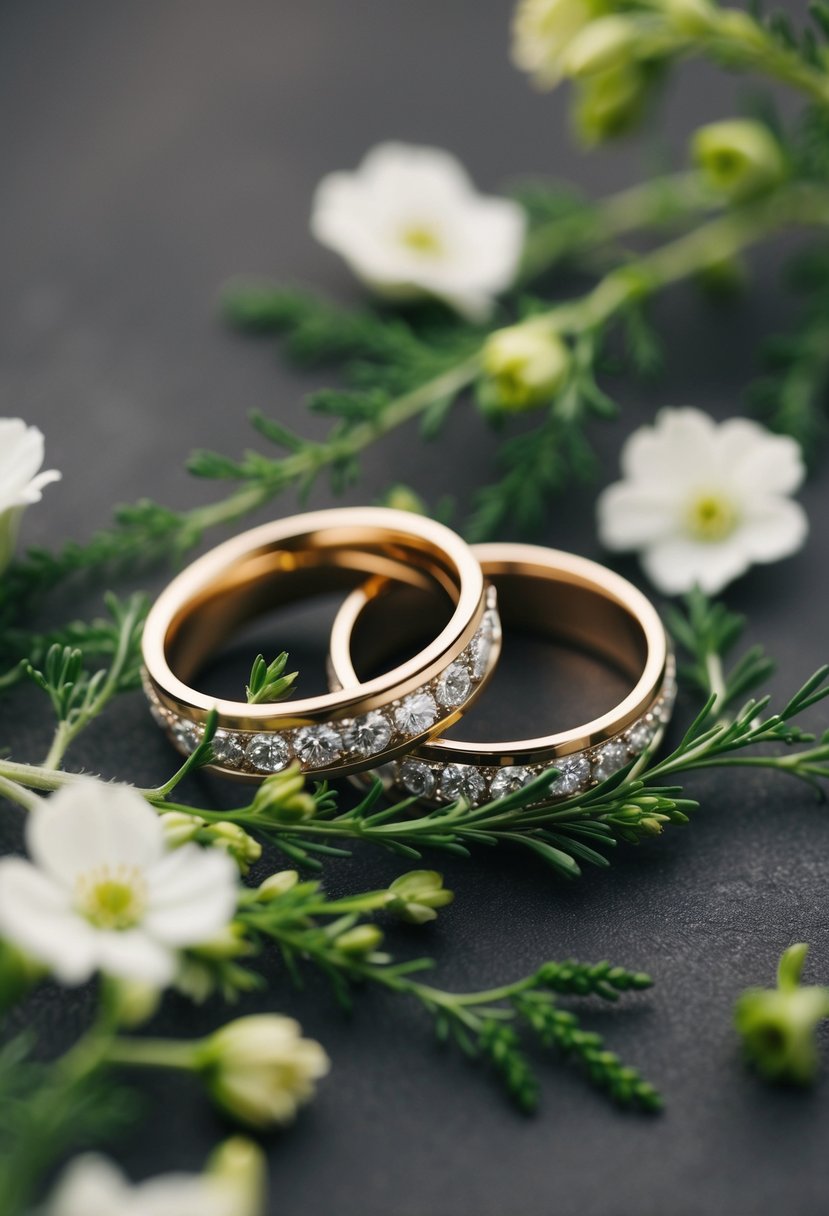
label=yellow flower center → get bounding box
[686,493,739,542]
[76,865,146,930]
[398,223,443,257]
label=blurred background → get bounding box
[1,3,827,1214]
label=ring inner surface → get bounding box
[346,570,648,744]
[166,542,459,688]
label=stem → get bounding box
[519,170,714,280]
[103,1037,198,1072]
[0,773,41,811]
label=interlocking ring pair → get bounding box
[142,508,675,807]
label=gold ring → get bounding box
[142,508,500,780]
[328,543,674,804]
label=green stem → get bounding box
[103,1036,199,1072]
[0,773,40,811]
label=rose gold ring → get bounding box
[328,543,674,805]
[141,508,500,780]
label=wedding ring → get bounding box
[328,543,675,805]
[142,508,500,780]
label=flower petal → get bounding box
[93,929,176,986]
[144,846,238,946]
[715,419,806,496]
[0,859,99,984]
[620,407,718,490]
[596,481,677,550]
[48,1154,131,1216]
[27,779,165,887]
[641,535,752,595]
[738,496,809,562]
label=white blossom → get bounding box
[0,418,61,570]
[0,779,238,986]
[597,407,808,594]
[198,1014,330,1128]
[311,142,525,321]
[47,1138,263,1216]
[512,0,600,87]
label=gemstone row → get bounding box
[145,603,501,776]
[392,663,678,807]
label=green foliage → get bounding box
[245,653,298,704]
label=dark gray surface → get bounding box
[2,2,829,1214]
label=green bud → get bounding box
[336,924,384,955]
[691,119,787,202]
[735,944,829,1085]
[482,324,570,411]
[381,485,428,515]
[387,870,455,925]
[207,1137,267,1216]
[573,63,651,145]
[257,870,300,901]
[250,766,317,823]
[159,809,206,847]
[107,977,161,1028]
[194,922,252,961]
[638,816,664,836]
[207,822,262,873]
[562,15,641,77]
[653,0,715,34]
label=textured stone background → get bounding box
[1,2,827,1213]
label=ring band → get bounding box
[142,508,500,780]
[328,543,675,805]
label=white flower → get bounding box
[47,1138,264,1216]
[512,0,601,87]
[0,779,239,987]
[0,418,61,571]
[311,142,525,321]
[198,1013,330,1128]
[597,407,808,594]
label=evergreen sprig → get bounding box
[237,879,658,1113]
[245,653,298,704]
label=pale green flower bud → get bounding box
[250,766,317,823]
[562,16,641,77]
[198,1014,330,1128]
[381,485,428,515]
[637,816,665,836]
[735,944,829,1085]
[207,1137,266,1216]
[193,922,252,961]
[482,324,570,411]
[511,0,600,88]
[336,924,384,955]
[691,120,787,202]
[159,810,206,848]
[107,977,161,1028]
[655,0,715,35]
[573,63,650,145]
[387,870,455,925]
[257,870,300,901]
[207,822,262,873]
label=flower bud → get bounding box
[107,977,161,1028]
[637,816,665,836]
[655,0,715,35]
[482,324,570,411]
[257,870,300,901]
[207,822,262,873]
[198,1014,330,1128]
[735,945,829,1085]
[387,870,454,925]
[511,0,600,88]
[336,924,384,955]
[250,766,317,823]
[159,810,206,848]
[381,485,428,515]
[573,63,651,145]
[691,120,787,202]
[562,16,641,78]
[193,922,252,961]
[207,1137,266,1216]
